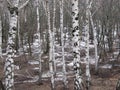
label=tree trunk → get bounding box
[5,1,19,90]
[85,0,91,89]
[52,0,56,73]
[89,9,98,71]
[46,1,55,90]
[0,17,2,58]
[72,0,83,90]
[17,14,21,53]
[36,0,42,85]
[60,0,67,89]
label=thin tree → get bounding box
[89,2,98,71]
[60,0,67,89]
[85,0,91,89]
[46,1,55,90]
[36,0,42,85]
[0,16,2,58]
[116,78,120,90]
[72,0,83,90]
[52,0,56,73]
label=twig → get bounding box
[18,0,30,11]
[6,0,13,7]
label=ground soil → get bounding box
[1,47,120,90]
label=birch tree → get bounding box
[0,16,2,58]
[72,0,83,90]
[5,1,19,89]
[85,0,91,89]
[89,3,98,71]
[46,1,55,90]
[52,0,56,73]
[17,14,20,52]
[60,0,67,89]
[36,0,42,84]
[5,0,29,89]
[116,79,120,90]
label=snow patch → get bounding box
[28,61,39,65]
[80,42,86,47]
[67,62,73,66]
[100,64,112,69]
[42,71,51,78]
[14,65,20,70]
[89,44,95,48]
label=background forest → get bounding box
[0,0,120,90]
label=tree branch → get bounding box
[18,0,30,10]
[6,0,13,7]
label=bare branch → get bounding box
[6,0,13,7]
[18,0,30,10]
[91,6,101,17]
[42,1,47,15]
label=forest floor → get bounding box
[0,41,120,90]
[0,54,120,90]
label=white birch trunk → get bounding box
[60,0,67,88]
[46,1,55,90]
[0,17,2,58]
[5,1,19,90]
[85,0,91,89]
[72,0,83,90]
[52,0,56,73]
[17,15,21,51]
[36,0,42,84]
[89,9,98,71]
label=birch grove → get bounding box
[0,0,119,90]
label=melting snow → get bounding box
[14,65,20,70]
[33,40,39,46]
[67,62,73,66]
[33,67,39,70]
[100,64,112,69]
[80,42,86,47]
[42,71,51,78]
[55,77,63,81]
[89,44,95,48]
[28,61,39,65]
[55,53,61,57]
